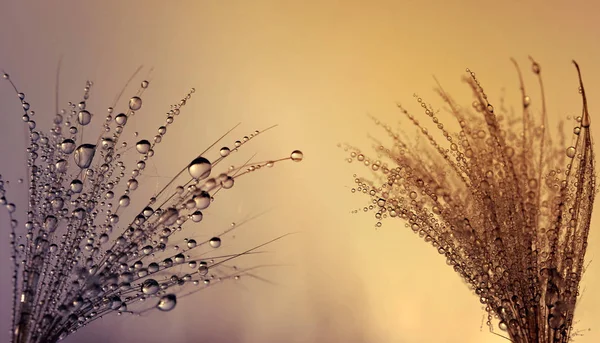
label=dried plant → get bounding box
[347,58,595,342]
[0,66,303,343]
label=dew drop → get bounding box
[566,146,576,158]
[77,110,92,125]
[219,147,231,157]
[290,150,304,162]
[129,96,142,111]
[60,139,76,154]
[191,210,203,222]
[156,294,177,311]
[70,180,83,193]
[119,195,130,207]
[115,113,127,125]
[209,237,221,248]
[193,191,211,210]
[221,176,234,189]
[188,157,212,180]
[73,144,96,169]
[141,279,159,295]
[135,140,151,154]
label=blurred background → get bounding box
[0,0,599,342]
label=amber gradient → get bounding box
[1,0,599,342]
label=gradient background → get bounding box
[1,0,599,342]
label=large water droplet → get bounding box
[141,279,160,295]
[115,113,128,125]
[61,139,76,154]
[70,179,84,193]
[129,96,142,111]
[188,157,212,179]
[219,147,230,157]
[136,140,151,154]
[156,294,177,311]
[193,191,211,210]
[221,176,234,189]
[77,110,92,125]
[290,150,304,162]
[43,215,58,232]
[209,237,221,248]
[566,146,576,158]
[74,144,96,169]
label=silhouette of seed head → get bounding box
[0,64,302,343]
[347,58,595,343]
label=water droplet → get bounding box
[119,195,130,207]
[115,113,127,125]
[129,96,142,111]
[209,237,221,248]
[141,279,160,295]
[70,180,83,193]
[156,294,177,311]
[221,176,234,189]
[141,80,149,88]
[191,210,203,222]
[566,146,576,158]
[193,191,211,210]
[60,139,76,154]
[77,110,92,125]
[188,157,212,180]
[74,144,96,169]
[219,147,231,157]
[135,140,151,154]
[148,263,159,273]
[290,150,304,162]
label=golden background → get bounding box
[0,0,598,342]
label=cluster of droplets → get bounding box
[345,59,595,343]
[1,70,303,343]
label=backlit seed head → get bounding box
[348,58,596,343]
[1,64,302,343]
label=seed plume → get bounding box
[347,58,595,342]
[0,66,303,343]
